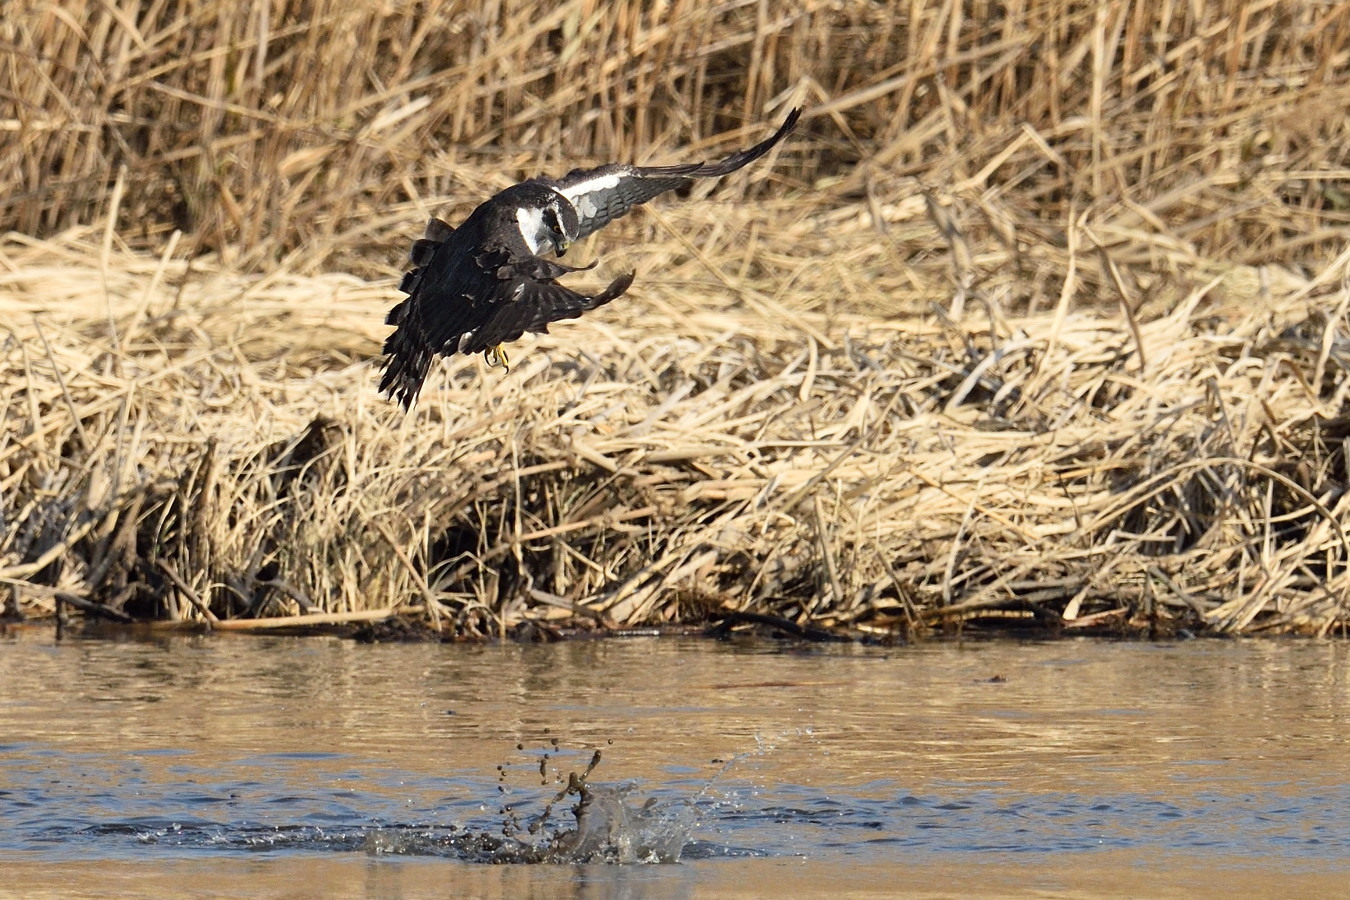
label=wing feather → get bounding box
[551,108,800,239]
[398,217,458,297]
[422,216,455,243]
[461,272,635,352]
[523,271,635,333]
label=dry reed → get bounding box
[3,1,1350,636]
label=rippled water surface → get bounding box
[2,630,1348,897]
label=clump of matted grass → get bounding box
[3,213,1349,637]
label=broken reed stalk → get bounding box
[3,0,1350,636]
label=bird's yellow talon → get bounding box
[485,345,510,371]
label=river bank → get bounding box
[5,1,1348,636]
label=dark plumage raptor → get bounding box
[379,107,802,409]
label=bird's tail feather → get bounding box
[379,324,434,410]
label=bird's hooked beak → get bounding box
[555,238,570,257]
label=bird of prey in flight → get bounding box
[378,107,802,409]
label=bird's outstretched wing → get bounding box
[549,107,801,240]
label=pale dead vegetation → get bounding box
[3,1,1350,636]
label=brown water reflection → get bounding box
[1,632,1347,897]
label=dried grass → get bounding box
[3,1,1350,635]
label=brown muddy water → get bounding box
[1,633,1347,898]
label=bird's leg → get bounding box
[484,344,510,372]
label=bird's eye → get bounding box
[543,207,562,234]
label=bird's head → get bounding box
[516,191,580,257]
[542,193,580,256]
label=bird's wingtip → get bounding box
[770,106,804,140]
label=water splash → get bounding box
[354,748,697,863]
